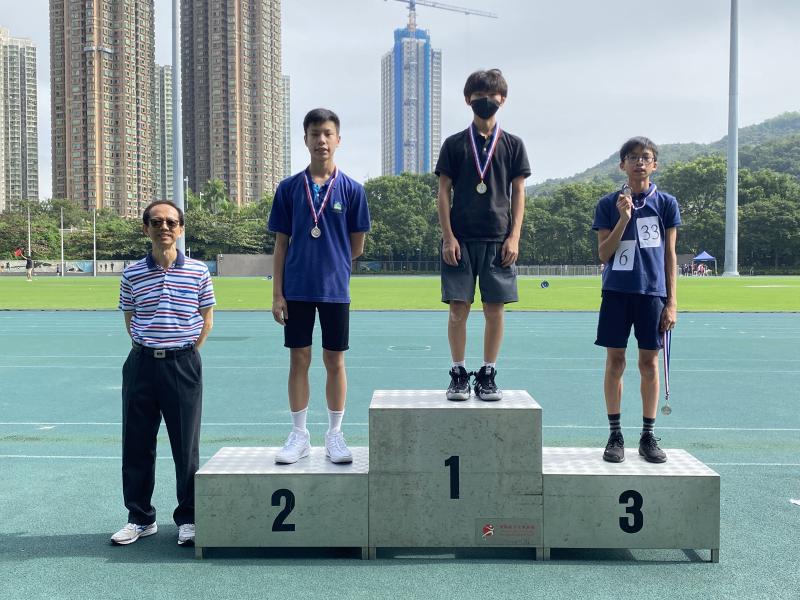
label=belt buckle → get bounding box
[154,349,166,358]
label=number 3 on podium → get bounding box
[619,490,643,533]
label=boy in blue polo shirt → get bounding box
[593,137,680,464]
[268,108,370,464]
[436,69,531,402]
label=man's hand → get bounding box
[272,295,288,326]
[660,301,677,333]
[442,236,461,266]
[501,235,519,267]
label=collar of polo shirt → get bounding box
[146,250,186,270]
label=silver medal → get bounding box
[311,226,321,239]
[476,181,487,194]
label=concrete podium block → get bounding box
[542,447,720,561]
[195,447,369,558]
[369,390,543,550]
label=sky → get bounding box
[3,0,800,199]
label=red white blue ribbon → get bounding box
[303,168,338,227]
[468,124,502,183]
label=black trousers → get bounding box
[121,345,203,526]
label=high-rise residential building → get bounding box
[50,0,155,216]
[381,21,441,176]
[153,65,173,202]
[181,0,283,207]
[281,74,291,179]
[0,27,38,211]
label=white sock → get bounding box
[291,407,308,434]
[483,361,496,371]
[327,409,344,435]
[452,360,466,369]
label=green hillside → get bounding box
[528,111,800,196]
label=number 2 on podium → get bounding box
[445,455,460,499]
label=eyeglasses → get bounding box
[148,218,181,230]
[625,154,655,165]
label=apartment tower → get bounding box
[181,0,283,206]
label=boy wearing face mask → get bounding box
[435,69,531,402]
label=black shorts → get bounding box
[284,301,350,351]
[595,290,665,350]
[440,241,518,304]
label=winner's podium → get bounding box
[195,447,369,559]
[542,447,720,562]
[368,390,544,558]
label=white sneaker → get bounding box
[275,429,311,464]
[325,430,353,464]
[177,523,195,546]
[110,522,157,545]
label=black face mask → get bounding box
[470,97,501,119]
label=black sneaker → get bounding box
[603,431,625,463]
[474,366,502,401]
[638,431,667,463]
[446,366,471,401]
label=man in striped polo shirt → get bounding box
[111,200,215,547]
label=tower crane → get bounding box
[387,0,498,31]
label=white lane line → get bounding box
[0,455,797,467]
[1,423,799,431]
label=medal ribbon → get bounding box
[468,124,502,183]
[631,183,658,211]
[662,329,671,404]
[303,168,338,227]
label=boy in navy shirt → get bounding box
[593,137,680,463]
[435,69,531,401]
[268,108,371,464]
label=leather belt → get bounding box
[132,341,195,358]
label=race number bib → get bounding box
[612,240,636,271]
[637,216,661,248]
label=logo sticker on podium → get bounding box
[476,519,539,545]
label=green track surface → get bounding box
[1,275,799,311]
[1,311,799,599]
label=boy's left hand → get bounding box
[660,301,677,332]
[501,236,519,267]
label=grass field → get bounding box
[1,275,799,311]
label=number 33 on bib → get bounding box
[612,218,661,271]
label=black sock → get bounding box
[608,413,621,435]
[642,416,655,436]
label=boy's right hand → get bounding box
[442,236,461,266]
[272,296,288,326]
[616,191,632,222]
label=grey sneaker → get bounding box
[603,431,625,463]
[177,523,195,546]
[275,429,311,464]
[474,366,502,401]
[110,522,158,545]
[639,432,667,463]
[446,366,471,401]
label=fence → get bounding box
[354,261,603,276]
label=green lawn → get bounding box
[1,274,798,311]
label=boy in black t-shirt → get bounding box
[435,69,531,401]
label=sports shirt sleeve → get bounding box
[348,184,371,233]
[434,137,454,178]
[198,268,216,308]
[663,195,682,229]
[592,196,615,231]
[511,138,532,180]
[267,182,292,235]
[119,272,134,312]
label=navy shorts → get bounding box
[595,291,665,350]
[441,241,518,304]
[284,301,350,351]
